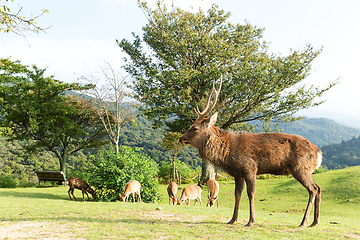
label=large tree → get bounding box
[117,1,337,184]
[0,58,108,175]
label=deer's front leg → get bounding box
[228,178,245,224]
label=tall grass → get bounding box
[0,167,359,239]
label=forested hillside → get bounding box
[118,115,201,168]
[321,136,360,169]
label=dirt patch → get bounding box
[0,221,82,240]
[348,232,360,239]
[140,210,195,222]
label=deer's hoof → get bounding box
[227,219,237,224]
[310,222,318,227]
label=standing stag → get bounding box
[179,76,322,227]
[120,180,142,202]
[67,177,96,202]
[167,182,178,205]
[206,179,219,207]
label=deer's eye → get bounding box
[192,126,199,132]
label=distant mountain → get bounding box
[297,109,360,129]
[280,118,360,147]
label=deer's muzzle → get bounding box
[179,137,187,145]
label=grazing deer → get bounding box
[167,182,178,205]
[206,179,219,207]
[67,177,96,202]
[177,185,202,206]
[179,76,322,227]
[120,180,141,203]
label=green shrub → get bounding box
[88,146,161,203]
[314,166,329,174]
[18,180,37,188]
[0,174,17,188]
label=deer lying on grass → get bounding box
[167,182,178,205]
[120,180,142,202]
[179,76,322,227]
[67,177,96,202]
[177,185,202,206]
[206,179,219,207]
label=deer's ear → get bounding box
[208,112,218,128]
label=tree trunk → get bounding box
[59,157,66,177]
[198,161,215,186]
[172,157,176,182]
[115,142,119,153]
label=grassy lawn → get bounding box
[0,167,360,239]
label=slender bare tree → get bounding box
[0,0,49,37]
[80,61,136,153]
[161,131,188,181]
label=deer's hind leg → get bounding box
[310,181,321,227]
[292,171,321,227]
[244,174,257,227]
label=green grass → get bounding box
[1,167,360,239]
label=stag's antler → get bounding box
[194,74,223,120]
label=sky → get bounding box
[1,0,360,128]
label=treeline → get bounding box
[321,136,360,169]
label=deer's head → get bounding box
[88,187,97,200]
[208,195,218,207]
[179,75,222,149]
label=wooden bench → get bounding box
[34,171,67,187]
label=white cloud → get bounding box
[1,36,126,82]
